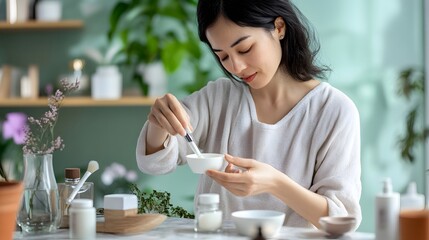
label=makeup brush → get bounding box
[66,160,99,205]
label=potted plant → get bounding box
[84,38,125,99]
[107,0,210,96]
[0,112,27,240]
[0,181,23,240]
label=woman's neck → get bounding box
[249,71,320,124]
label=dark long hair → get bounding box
[197,0,330,82]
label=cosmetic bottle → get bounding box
[194,193,223,232]
[58,168,94,228]
[69,199,96,239]
[375,178,400,240]
[400,181,425,210]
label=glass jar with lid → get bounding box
[194,193,223,232]
[58,168,94,228]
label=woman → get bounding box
[136,0,361,229]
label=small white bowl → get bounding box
[319,216,356,237]
[231,210,285,237]
[186,153,225,174]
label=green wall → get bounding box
[0,0,199,212]
[0,0,426,233]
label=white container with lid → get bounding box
[91,65,122,99]
[400,181,425,210]
[69,199,96,239]
[194,193,223,232]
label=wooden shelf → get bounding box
[0,97,155,107]
[0,20,83,30]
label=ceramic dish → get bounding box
[186,153,225,174]
[319,216,356,237]
[231,210,285,237]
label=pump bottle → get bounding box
[375,178,399,240]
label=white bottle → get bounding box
[400,181,425,210]
[69,199,96,239]
[375,178,400,240]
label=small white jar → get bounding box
[36,0,62,21]
[69,199,96,239]
[194,193,223,232]
[91,65,122,99]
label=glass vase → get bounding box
[17,153,60,234]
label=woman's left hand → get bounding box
[206,154,281,196]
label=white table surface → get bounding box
[14,217,375,240]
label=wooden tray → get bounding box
[96,211,167,234]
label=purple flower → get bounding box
[101,162,139,186]
[125,170,138,182]
[2,112,27,144]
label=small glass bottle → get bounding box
[69,199,96,239]
[194,193,223,232]
[58,168,94,228]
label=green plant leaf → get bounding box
[158,2,188,21]
[161,41,187,73]
[133,73,149,96]
[185,30,202,59]
[146,33,159,61]
[108,2,130,41]
[127,42,150,63]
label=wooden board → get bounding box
[96,213,167,234]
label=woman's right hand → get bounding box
[147,93,190,137]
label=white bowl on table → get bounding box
[231,210,285,238]
[186,153,225,174]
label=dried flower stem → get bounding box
[23,79,79,155]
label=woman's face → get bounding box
[206,16,285,89]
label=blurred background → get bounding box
[0,0,426,233]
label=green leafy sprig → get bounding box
[129,183,194,219]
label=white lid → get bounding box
[71,199,93,208]
[104,194,138,210]
[198,193,219,204]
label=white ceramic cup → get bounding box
[36,0,62,21]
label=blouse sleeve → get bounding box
[309,94,362,229]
